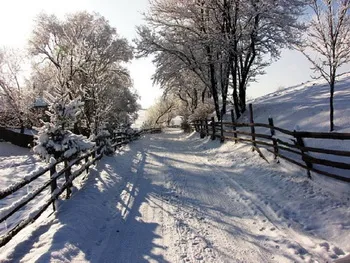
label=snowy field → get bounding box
[0,129,349,262]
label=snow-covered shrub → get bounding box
[90,124,114,156]
[33,95,93,161]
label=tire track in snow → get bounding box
[204,155,343,262]
[156,139,272,262]
[151,138,218,263]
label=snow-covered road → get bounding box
[1,129,349,262]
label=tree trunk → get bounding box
[207,46,220,120]
[230,60,240,120]
[330,81,335,131]
[239,80,247,113]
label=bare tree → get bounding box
[298,0,350,131]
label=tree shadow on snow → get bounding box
[5,141,170,263]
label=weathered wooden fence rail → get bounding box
[191,104,350,183]
[0,128,161,247]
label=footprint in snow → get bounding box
[333,246,345,256]
[99,225,106,233]
[96,240,102,246]
[319,242,330,251]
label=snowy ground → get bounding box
[1,129,349,263]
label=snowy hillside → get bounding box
[246,73,350,132]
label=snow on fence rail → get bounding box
[0,128,161,248]
[192,104,350,183]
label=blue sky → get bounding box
[0,0,348,107]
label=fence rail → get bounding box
[191,104,350,183]
[0,128,161,248]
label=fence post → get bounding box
[49,163,57,212]
[205,119,209,136]
[268,117,278,159]
[85,156,89,173]
[64,160,72,199]
[92,149,96,160]
[294,132,312,178]
[249,104,256,149]
[230,109,237,143]
[97,140,101,155]
[200,120,206,138]
[220,112,225,143]
[98,146,104,160]
[93,148,98,164]
[211,117,216,140]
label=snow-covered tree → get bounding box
[136,0,305,119]
[160,70,209,114]
[29,11,138,135]
[33,94,93,161]
[89,122,114,156]
[142,97,177,128]
[0,48,34,129]
[298,0,350,131]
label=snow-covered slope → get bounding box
[246,73,350,132]
[226,74,350,195]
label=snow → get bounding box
[1,75,350,262]
[0,128,349,262]
[247,74,350,133]
[224,74,350,182]
[0,142,51,237]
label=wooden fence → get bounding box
[0,128,160,247]
[192,104,350,183]
[0,127,35,148]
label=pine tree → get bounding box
[33,93,93,161]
